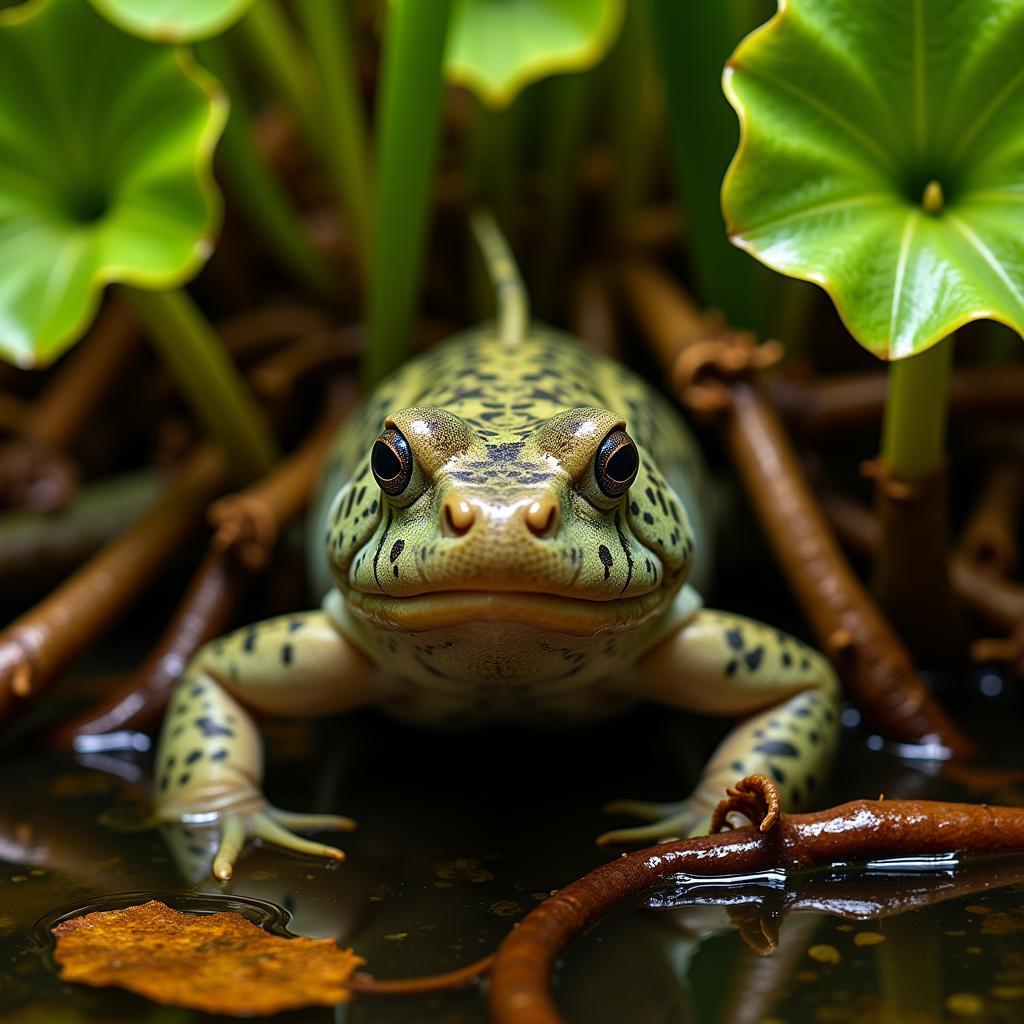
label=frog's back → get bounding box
[308,325,712,598]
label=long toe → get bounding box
[266,807,357,833]
[252,812,347,862]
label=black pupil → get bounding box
[606,440,638,482]
[372,439,403,481]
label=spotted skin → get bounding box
[154,222,839,878]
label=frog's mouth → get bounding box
[345,587,673,636]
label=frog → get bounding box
[154,213,840,881]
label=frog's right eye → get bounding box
[371,428,412,496]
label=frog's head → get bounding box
[328,405,694,636]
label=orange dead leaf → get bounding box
[53,900,364,1016]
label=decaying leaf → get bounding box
[53,900,364,1016]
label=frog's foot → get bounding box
[211,806,356,881]
[596,796,711,846]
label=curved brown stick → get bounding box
[960,458,1022,577]
[249,328,361,401]
[23,300,139,452]
[46,547,244,747]
[51,400,353,744]
[215,305,334,361]
[489,783,1024,1024]
[0,300,141,512]
[772,366,1024,439]
[617,260,974,755]
[0,447,228,726]
[345,954,495,996]
[0,472,160,595]
[209,396,349,571]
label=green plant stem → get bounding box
[646,0,764,331]
[534,72,592,318]
[237,0,369,275]
[295,0,372,263]
[122,287,278,482]
[881,336,955,483]
[198,39,333,297]
[365,0,454,386]
[607,0,658,216]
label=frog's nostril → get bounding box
[443,497,476,537]
[525,499,558,539]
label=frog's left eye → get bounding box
[371,428,413,496]
[595,429,639,498]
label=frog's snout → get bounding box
[440,491,560,542]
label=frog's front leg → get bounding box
[154,608,376,879]
[598,610,840,845]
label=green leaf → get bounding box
[722,0,1024,359]
[0,0,225,367]
[446,0,624,108]
[88,0,253,42]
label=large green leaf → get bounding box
[722,0,1024,359]
[89,0,253,42]
[446,0,624,108]
[0,0,225,367]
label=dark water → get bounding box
[0,672,1022,1023]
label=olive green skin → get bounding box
[306,325,712,727]
[154,316,839,881]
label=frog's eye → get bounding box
[371,428,413,496]
[595,429,639,498]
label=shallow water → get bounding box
[0,671,1021,1023]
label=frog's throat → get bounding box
[344,586,676,637]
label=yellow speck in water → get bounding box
[796,970,818,983]
[982,912,1021,935]
[808,944,841,965]
[836,924,854,932]
[489,900,522,918]
[946,993,984,1017]
[29,869,46,877]
[993,986,1024,1000]
[384,932,408,941]
[966,946,982,955]
[433,881,453,889]
[966,904,990,916]
[854,931,886,947]
[11,875,27,883]
[923,179,944,214]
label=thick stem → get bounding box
[197,39,334,296]
[875,337,957,657]
[122,287,278,482]
[881,338,954,484]
[490,794,1024,1024]
[365,0,454,386]
[295,0,371,263]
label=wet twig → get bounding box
[617,259,974,755]
[0,447,228,726]
[959,456,1023,578]
[772,365,1024,440]
[0,299,140,511]
[489,776,1024,1024]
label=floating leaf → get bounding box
[53,900,364,1015]
[446,0,624,108]
[0,0,225,367]
[722,0,1024,359]
[88,0,254,42]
